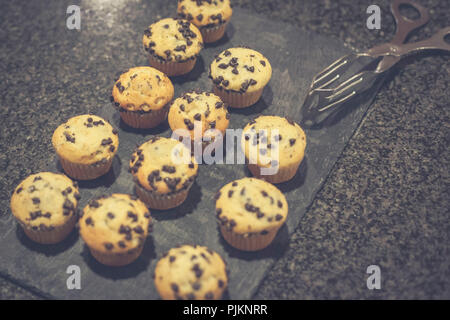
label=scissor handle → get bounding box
[395,26,450,55]
[390,0,430,45]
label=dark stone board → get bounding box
[0,6,381,299]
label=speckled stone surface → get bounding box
[0,0,449,299]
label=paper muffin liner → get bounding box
[20,213,77,244]
[219,225,279,251]
[200,22,228,43]
[135,181,193,210]
[148,55,197,76]
[247,159,301,184]
[120,107,168,129]
[88,245,144,267]
[213,86,264,108]
[58,156,114,180]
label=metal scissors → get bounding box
[301,0,450,127]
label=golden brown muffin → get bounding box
[52,115,119,180]
[215,177,288,251]
[111,66,174,128]
[143,18,203,76]
[168,90,230,143]
[241,115,306,183]
[10,172,80,244]
[177,0,233,43]
[154,245,228,300]
[129,137,198,210]
[209,47,272,107]
[79,193,152,266]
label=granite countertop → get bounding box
[0,0,448,299]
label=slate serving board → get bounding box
[0,5,382,299]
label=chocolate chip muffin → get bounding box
[129,137,198,210]
[209,47,272,108]
[52,115,119,180]
[79,193,152,266]
[143,18,203,76]
[168,90,230,148]
[111,66,174,128]
[215,177,288,251]
[241,116,306,183]
[177,0,233,43]
[154,245,228,300]
[10,172,80,244]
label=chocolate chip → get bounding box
[216,208,222,216]
[244,65,255,72]
[171,283,179,293]
[223,50,231,56]
[192,264,203,278]
[240,187,246,196]
[260,60,266,66]
[218,63,228,69]
[162,165,176,174]
[275,214,283,221]
[232,182,238,187]
[85,217,94,226]
[16,187,23,194]
[179,104,185,112]
[101,138,113,145]
[228,190,234,198]
[245,203,258,212]
[174,45,186,52]
[163,24,169,29]
[118,241,126,248]
[278,200,283,208]
[109,145,115,152]
[289,138,296,146]
[205,292,214,300]
[127,211,138,222]
[193,113,201,121]
[119,225,131,234]
[261,191,268,197]
[192,282,201,291]
[218,280,225,288]
[164,177,181,191]
[64,132,75,143]
[232,68,239,75]
[133,226,144,234]
[29,210,42,220]
[169,256,176,263]
[32,197,40,204]
[188,163,195,169]
[107,212,115,219]
[104,243,114,250]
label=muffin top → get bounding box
[177,0,232,29]
[215,177,288,234]
[143,18,203,62]
[168,90,230,140]
[10,172,80,230]
[241,115,306,168]
[111,66,174,112]
[129,137,198,195]
[52,114,119,165]
[154,245,228,300]
[209,47,272,93]
[79,193,152,254]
